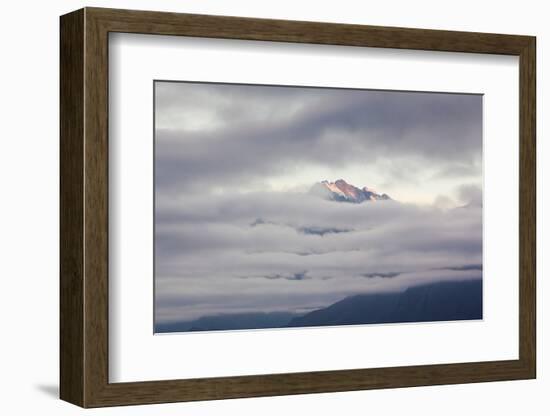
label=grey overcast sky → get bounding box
[154,81,483,324]
[155,81,482,204]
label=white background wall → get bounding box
[0,0,545,414]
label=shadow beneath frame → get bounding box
[35,384,59,399]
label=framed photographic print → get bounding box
[60,7,536,408]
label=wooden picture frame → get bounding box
[60,7,536,408]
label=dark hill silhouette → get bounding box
[288,279,482,328]
[155,311,298,333]
[155,279,482,333]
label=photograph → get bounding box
[153,81,483,333]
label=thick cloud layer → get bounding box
[154,81,483,324]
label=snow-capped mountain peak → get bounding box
[313,179,391,203]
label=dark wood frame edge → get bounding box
[60,7,536,408]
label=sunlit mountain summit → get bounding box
[311,179,391,203]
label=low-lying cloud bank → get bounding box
[155,191,482,323]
